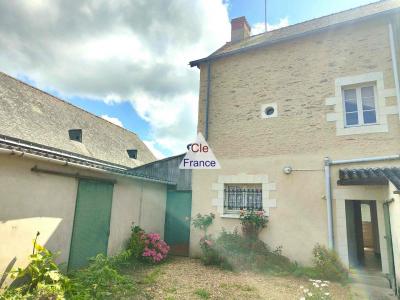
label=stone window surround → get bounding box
[326,72,398,135]
[211,174,276,219]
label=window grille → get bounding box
[224,185,262,211]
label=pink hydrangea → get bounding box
[141,232,170,263]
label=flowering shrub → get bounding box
[299,279,332,300]
[240,209,268,239]
[142,233,170,263]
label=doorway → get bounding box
[164,190,192,256]
[68,179,114,271]
[345,200,381,271]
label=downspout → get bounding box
[389,23,400,119]
[324,154,400,249]
[324,157,334,249]
[204,62,211,140]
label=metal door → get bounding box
[68,179,114,270]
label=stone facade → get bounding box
[191,15,400,270]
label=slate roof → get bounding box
[338,167,400,190]
[0,72,156,168]
[129,154,192,190]
[190,0,400,67]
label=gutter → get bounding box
[0,144,174,185]
[324,154,400,249]
[190,7,400,68]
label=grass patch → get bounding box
[194,288,211,299]
[139,267,162,285]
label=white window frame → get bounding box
[325,72,398,136]
[342,82,379,128]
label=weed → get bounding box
[194,288,211,299]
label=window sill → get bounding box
[221,214,241,219]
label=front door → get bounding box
[383,202,397,293]
[68,179,114,271]
[164,190,192,256]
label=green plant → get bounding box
[192,213,215,236]
[2,242,69,299]
[239,210,268,239]
[66,253,136,299]
[194,288,210,299]
[312,244,348,283]
[127,224,146,259]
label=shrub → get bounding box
[127,224,146,259]
[214,230,293,273]
[142,233,170,263]
[192,213,215,236]
[1,242,69,299]
[66,253,136,299]
[239,210,268,239]
[312,244,348,282]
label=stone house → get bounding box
[189,0,400,294]
[0,72,170,282]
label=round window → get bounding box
[265,106,275,116]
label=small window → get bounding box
[127,149,138,159]
[224,184,262,213]
[343,84,377,127]
[68,129,82,142]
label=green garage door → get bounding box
[68,179,114,271]
[164,191,192,256]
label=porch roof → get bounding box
[338,167,400,190]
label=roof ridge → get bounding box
[249,0,385,40]
[0,71,140,137]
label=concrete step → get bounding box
[350,283,397,300]
[349,272,391,289]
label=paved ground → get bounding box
[129,257,352,300]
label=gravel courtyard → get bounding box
[129,257,352,300]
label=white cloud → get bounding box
[251,17,289,35]
[143,140,166,159]
[100,115,124,127]
[0,0,231,156]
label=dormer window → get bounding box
[127,149,138,159]
[69,129,82,142]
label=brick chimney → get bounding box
[231,16,251,43]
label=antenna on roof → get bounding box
[264,0,267,32]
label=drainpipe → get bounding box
[388,23,400,119]
[324,154,400,249]
[204,62,211,141]
[324,157,334,249]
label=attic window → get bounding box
[127,149,138,159]
[68,129,82,142]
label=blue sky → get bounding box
[2,0,376,158]
[66,0,373,157]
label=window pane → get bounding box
[363,110,377,124]
[361,86,375,111]
[346,112,359,126]
[361,86,374,98]
[345,100,358,112]
[344,89,357,112]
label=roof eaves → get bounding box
[0,135,174,185]
[189,6,400,68]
